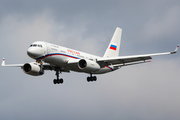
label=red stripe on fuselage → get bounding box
[36,53,80,60]
[105,66,114,71]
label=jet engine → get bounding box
[23,62,44,76]
[78,59,100,72]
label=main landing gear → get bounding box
[52,69,97,84]
[87,73,97,82]
[53,68,63,84]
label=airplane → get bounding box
[2,27,179,84]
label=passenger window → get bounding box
[39,45,43,47]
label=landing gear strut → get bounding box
[36,60,44,75]
[53,68,63,84]
[87,73,97,82]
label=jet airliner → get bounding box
[2,27,179,84]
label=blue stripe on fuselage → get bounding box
[36,53,80,60]
[105,66,114,71]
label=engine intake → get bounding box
[78,59,100,72]
[23,62,44,76]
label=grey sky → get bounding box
[0,0,180,120]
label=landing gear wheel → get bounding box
[87,77,90,82]
[93,76,97,81]
[53,68,64,84]
[60,78,63,84]
[53,79,57,84]
[87,74,97,82]
[53,79,63,84]
[57,79,60,84]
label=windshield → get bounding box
[30,44,42,48]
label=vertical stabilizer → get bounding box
[103,27,122,58]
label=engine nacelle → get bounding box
[23,62,44,76]
[78,59,100,72]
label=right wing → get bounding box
[1,58,70,72]
[1,58,23,67]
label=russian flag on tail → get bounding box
[110,44,117,50]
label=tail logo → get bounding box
[110,44,117,51]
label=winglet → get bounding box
[171,45,179,54]
[2,58,5,66]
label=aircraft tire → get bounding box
[87,77,90,82]
[93,76,97,81]
[87,76,97,82]
[57,79,60,84]
[90,77,93,81]
[53,79,57,84]
[60,78,63,84]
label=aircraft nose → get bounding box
[27,48,35,58]
[27,47,42,58]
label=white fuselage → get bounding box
[27,41,118,74]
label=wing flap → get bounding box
[98,55,152,66]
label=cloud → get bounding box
[98,59,180,120]
[1,59,179,120]
[142,6,180,42]
[0,1,180,120]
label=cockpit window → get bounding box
[30,44,43,48]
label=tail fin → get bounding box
[103,27,122,58]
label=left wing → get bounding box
[97,45,179,67]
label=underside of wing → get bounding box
[42,59,81,73]
[105,56,152,64]
[97,55,152,67]
[43,64,70,72]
